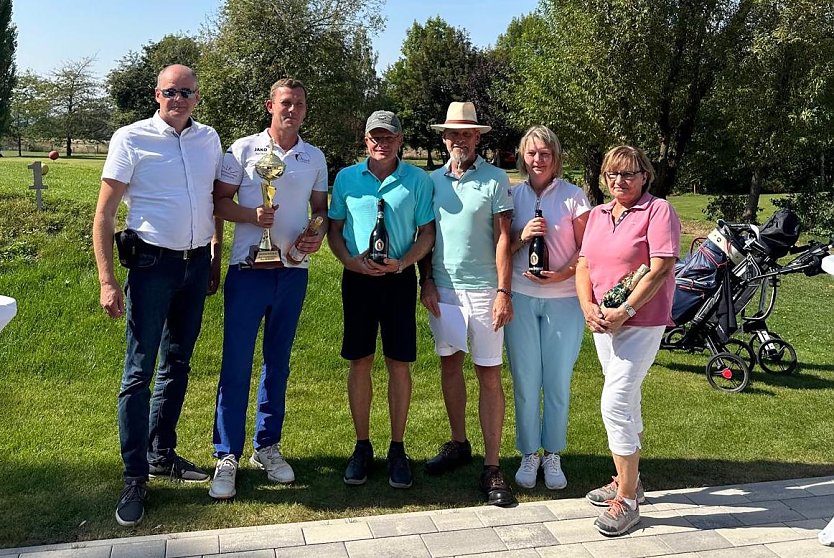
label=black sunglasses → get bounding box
[160,88,197,99]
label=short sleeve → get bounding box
[219,141,245,185]
[101,128,135,184]
[571,187,593,219]
[328,170,347,221]
[312,149,329,192]
[414,170,435,227]
[491,172,513,214]
[647,199,681,258]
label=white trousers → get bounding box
[593,326,665,456]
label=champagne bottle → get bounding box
[368,198,389,264]
[528,209,549,277]
[286,215,324,265]
[601,264,650,308]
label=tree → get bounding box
[8,71,50,155]
[107,34,202,127]
[48,57,108,156]
[383,17,475,167]
[198,0,383,177]
[0,0,17,140]
[500,1,754,201]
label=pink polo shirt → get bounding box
[579,193,681,327]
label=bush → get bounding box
[773,188,834,235]
[703,194,747,222]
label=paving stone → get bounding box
[477,504,556,527]
[344,534,429,558]
[677,510,743,531]
[543,499,600,521]
[641,492,700,513]
[692,545,778,557]
[783,494,834,520]
[535,542,594,557]
[274,542,347,558]
[727,500,805,526]
[303,522,372,545]
[493,523,559,549]
[166,535,219,558]
[19,548,111,558]
[715,522,807,546]
[429,509,484,531]
[738,479,813,502]
[367,515,437,537]
[789,477,834,497]
[683,487,753,507]
[462,549,540,558]
[783,518,826,538]
[629,510,698,538]
[654,530,734,553]
[582,535,673,558]
[766,537,834,557]
[110,539,166,558]
[541,517,610,545]
[220,526,304,552]
[421,527,506,557]
[202,550,275,558]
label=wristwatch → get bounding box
[621,301,637,318]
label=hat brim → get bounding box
[431,123,492,133]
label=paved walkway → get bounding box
[2,476,833,558]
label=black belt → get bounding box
[140,243,210,260]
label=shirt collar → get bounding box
[524,177,560,197]
[361,157,402,178]
[443,154,484,178]
[600,191,654,213]
[260,129,306,154]
[152,111,193,135]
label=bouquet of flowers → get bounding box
[601,264,650,308]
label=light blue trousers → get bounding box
[504,294,585,454]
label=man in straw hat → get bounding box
[418,101,516,506]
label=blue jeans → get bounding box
[213,266,308,458]
[504,294,584,454]
[118,248,210,481]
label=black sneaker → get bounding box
[425,439,472,475]
[387,451,413,489]
[115,479,147,527]
[148,454,210,483]
[344,444,374,485]
[479,466,517,507]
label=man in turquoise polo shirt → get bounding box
[419,101,516,506]
[328,110,435,489]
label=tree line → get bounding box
[2,0,833,226]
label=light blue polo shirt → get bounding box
[329,159,434,259]
[430,156,513,289]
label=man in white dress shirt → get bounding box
[92,64,223,527]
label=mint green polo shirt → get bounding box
[329,159,434,259]
[430,156,513,289]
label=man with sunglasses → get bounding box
[93,64,223,527]
[328,110,435,489]
[208,78,328,500]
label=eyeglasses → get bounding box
[160,88,197,99]
[604,171,643,181]
[366,135,399,146]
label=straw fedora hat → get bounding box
[430,101,492,133]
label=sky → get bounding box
[12,0,539,80]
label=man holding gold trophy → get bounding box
[210,78,328,500]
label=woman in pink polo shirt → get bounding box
[576,145,681,537]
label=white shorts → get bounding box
[431,287,504,367]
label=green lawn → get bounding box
[0,156,832,548]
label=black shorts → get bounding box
[340,266,417,362]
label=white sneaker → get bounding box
[208,454,238,500]
[515,453,541,488]
[250,443,295,483]
[542,453,567,489]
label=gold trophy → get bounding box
[247,137,286,267]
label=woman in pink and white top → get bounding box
[576,145,680,537]
[505,126,591,491]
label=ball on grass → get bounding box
[48,150,59,160]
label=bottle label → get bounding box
[374,239,385,252]
[530,253,539,266]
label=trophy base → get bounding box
[246,246,284,269]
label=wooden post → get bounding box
[27,161,48,210]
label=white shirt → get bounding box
[510,178,592,298]
[220,130,328,267]
[102,112,223,250]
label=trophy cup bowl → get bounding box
[247,138,286,268]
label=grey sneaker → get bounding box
[514,453,540,489]
[542,453,567,490]
[586,475,645,507]
[594,496,640,536]
[209,455,238,500]
[250,443,295,483]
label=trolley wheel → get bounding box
[757,339,798,375]
[749,331,781,355]
[723,339,756,371]
[706,353,751,393]
[662,326,686,347]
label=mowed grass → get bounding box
[0,155,832,548]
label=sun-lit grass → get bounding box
[0,157,832,548]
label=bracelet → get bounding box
[519,232,528,245]
[497,288,513,298]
